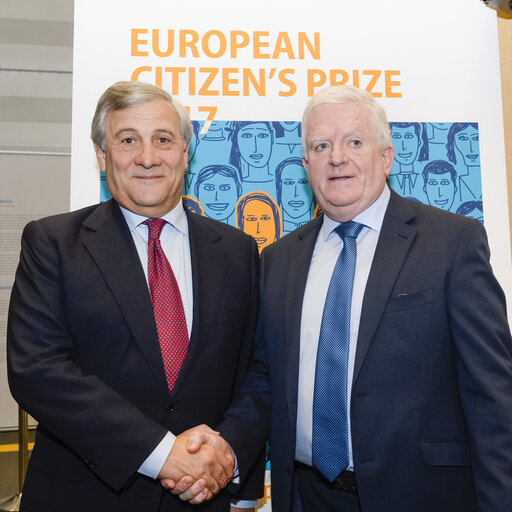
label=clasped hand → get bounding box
[158,425,234,504]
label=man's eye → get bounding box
[158,137,171,143]
[351,139,362,147]
[219,185,231,191]
[404,134,414,139]
[314,142,328,151]
[122,137,135,144]
[203,184,215,191]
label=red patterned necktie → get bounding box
[144,218,189,392]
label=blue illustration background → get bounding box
[100,120,484,241]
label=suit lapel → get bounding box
[81,200,169,396]
[353,191,417,383]
[284,218,323,434]
[170,211,226,396]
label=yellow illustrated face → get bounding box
[242,200,277,253]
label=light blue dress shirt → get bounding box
[296,186,390,471]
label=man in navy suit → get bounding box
[7,81,262,511]
[175,84,512,511]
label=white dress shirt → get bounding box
[120,202,193,478]
[295,186,390,470]
[121,203,254,508]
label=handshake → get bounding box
[158,425,236,505]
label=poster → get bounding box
[71,0,511,508]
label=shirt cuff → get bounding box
[230,499,258,508]
[138,431,176,478]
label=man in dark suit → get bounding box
[7,81,262,511]
[176,85,512,511]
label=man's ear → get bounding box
[302,154,310,177]
[94,143,106,172]
[383,145,395,177]
[182,142,190,167]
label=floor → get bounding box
[0,430,34,504]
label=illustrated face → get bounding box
[95,99,188,218]
[455,126,480,167]
[242,200,276,251]
[424,171,456,211]
[280,163,313,219]
[302,102,393,223]
[430,122,449,130]
[197,173,239,221]
[391,125,420,166]
[279,121,300,132]
[237,123,272,168]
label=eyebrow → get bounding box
[113,128,177,138]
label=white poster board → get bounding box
[68,0,512,508]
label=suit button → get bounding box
[84,456,97,469]
[165,402,175,413]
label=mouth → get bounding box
[465,154,479,161]
[434,198,449,206]
[288,200,305,208]
[134,175,163,181]
[398,152,413,159]
[254,237,268,245]
[249,153,264,161]
[328,175,353,182]
[206,202,229,212]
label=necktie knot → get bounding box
[335,221,364,240]
[144,218,166,240]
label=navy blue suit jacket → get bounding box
[8,199,262,512]
[221,190,512,512]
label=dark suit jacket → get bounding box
[221,190,512,512]
[7,199,263,512]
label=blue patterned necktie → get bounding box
[312,220,364,482]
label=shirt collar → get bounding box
[320,185,391,242]
[119,201,189,236]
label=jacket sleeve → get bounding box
[7,219,168,491]
[448,219,512,511]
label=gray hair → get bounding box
[301,85,391,155]
[91,81,192,150]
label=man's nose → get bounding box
[134,141,161,168]
[329,144,347,166]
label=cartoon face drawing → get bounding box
[236,192,281,253]
[277,160,313,219]
[195,165,241,222]
[454,125,480,167]
[236,122,273,169]
[242,200,276,249]
[422,160,458,212]
[424,171,456,211]
[391,125,421,166]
